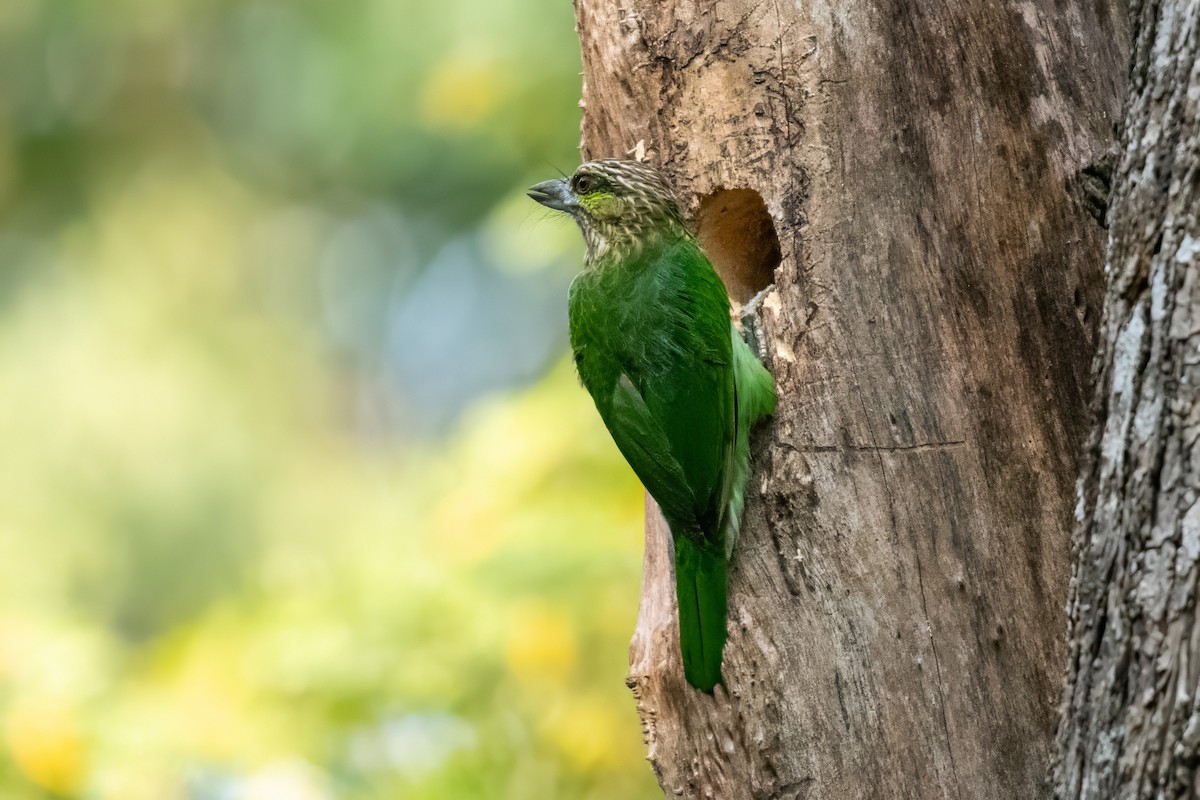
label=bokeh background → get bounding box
[0,0,660,797]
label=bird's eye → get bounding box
[574,175,594,193]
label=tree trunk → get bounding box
[1053,1,1200,797]
[573,1,1128,797]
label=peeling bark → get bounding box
[573,0,1128,797]
[1054,1,1200,797]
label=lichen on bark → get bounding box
[1054,0,1200,796]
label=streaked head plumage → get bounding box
[527,159,687,263]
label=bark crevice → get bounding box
[574,0,1131,796]
[1052,0,1199,793]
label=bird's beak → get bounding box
[527,178,573,212]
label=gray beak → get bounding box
[527,178,573,212]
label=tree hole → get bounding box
[696,188,781,305]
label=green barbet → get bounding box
[528,160,776,691]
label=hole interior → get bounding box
[695,188,781,306]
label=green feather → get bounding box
[723,329,776,556]
[535,159,776,691]
[569,234,774,692]
[673,534,727,692]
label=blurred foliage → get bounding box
[0,0,660,797]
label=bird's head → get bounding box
[528,159,687,264]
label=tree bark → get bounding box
[573,1,1128,797]
[1053,1,1200,797]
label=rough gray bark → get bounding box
[572,1,1128,797]
[1053,1,1200,797]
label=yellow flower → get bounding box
[542,695,628,772]
[419,55,509,131]
[504,605,577,684]
[4,697,85,794]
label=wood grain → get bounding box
[574,0,1130,797]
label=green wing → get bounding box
[569,236,775,691]
[571,237,735,541]
[606,372,699,531]
[603,363,732,693]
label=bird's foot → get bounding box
[738,284,775,363]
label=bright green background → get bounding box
[0,0,660,797]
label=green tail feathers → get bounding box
[674,534,728,692]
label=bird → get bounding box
[528,159,776,692]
